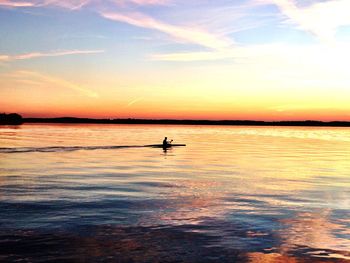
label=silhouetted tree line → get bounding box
[0,113,23,125]
[2,113,350,127]
[23,117,350,127]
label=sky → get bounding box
[1,0,350,120]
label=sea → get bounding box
[1,124,349,262]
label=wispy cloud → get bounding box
[40,0,90,10]
[261,0,350,43]
[126,97,143,107]
[99,2,277,61]
[0,0,33,7]
[0,0,169,9]
[148,0,350,61]
[150,50,235,62]
[0,0,91,10]
[100,11,233,51]
[5,70,99,98]
[0,55,10,61]
[122,0,169,5]
[0,49,104,62]
[1,0,244,62]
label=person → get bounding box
[163,137,172,147]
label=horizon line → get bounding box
[19,116,350,127]
[3,113,350,126]
[23,116,350,122]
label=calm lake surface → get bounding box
[1,124,350,262]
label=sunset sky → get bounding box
[1,0,350,120]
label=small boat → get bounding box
[144,144,186,148]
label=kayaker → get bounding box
[163,137,172,147]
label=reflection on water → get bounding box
[1,124,350,262]
[279,210,350,259]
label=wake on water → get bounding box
[0,145,146,153]
[0,144,186,153]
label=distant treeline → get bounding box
[2,113,350,127]
[0,113,23,125]
[23,117,350,127]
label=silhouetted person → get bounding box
[163,137,168,147]
[162,137,173,147]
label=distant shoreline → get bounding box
[21,117,350,127]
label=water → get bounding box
[1,124,349,262]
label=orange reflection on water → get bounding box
[279,210,350,260]
[247,252,299,263]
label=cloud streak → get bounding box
[265,0,350,43]
[126,97,143,107]
[1,0,237,60]
[5,70,99,98]
[130,0,168,5]
[41,0,90,10]
[0,49,104,62]
[100,11,233,51]
[0,0,169,9]
[0,0,33,7]
[0,0,91,10]
[148,0,350,61]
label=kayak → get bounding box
[144,144,186,148]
